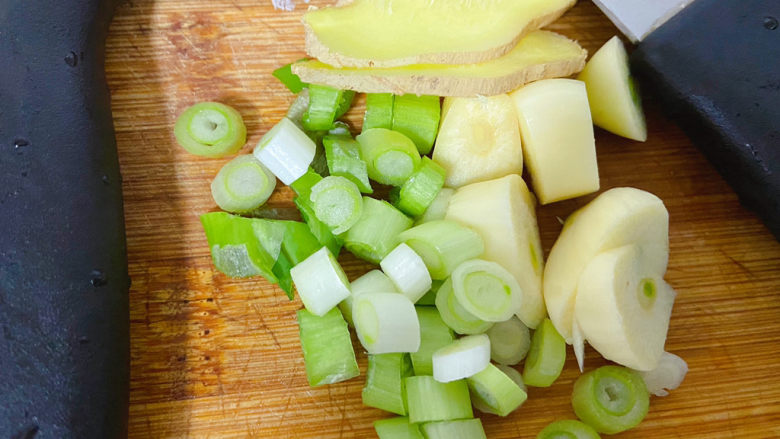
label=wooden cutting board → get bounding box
[105,1,780,437]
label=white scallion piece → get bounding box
[339,270,398,327]
[380,243,432,303]
[354,292,421,354]
[637,351,688,397]
[432,334,491,383]
[290,247,351,316]
[253,117,316,185]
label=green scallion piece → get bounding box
[374,417,424,439]
[290,246,351,316]
[393,157,446,217]
[364,93,395,131]
[290,168,323,199]
[391,94,441,155]
[200,212,278,280]
[323,135,373,194]
[487,316,531,366]
[273,62,307,94]
[537,420,602,439]
[415,280,442,306]
[296,307,359,387]
[398,220,484,280]
[435,278,493,335]
[344,197,413,264]
[356,128,421,187]
[450,259,523,322]
[174,102,247,158]
[405,376,473,424]
[420,419,487,439]
[309,176,363,234]
[210,154,276,213]
[467,363,528,417]
[411,307,454,376]
[303,84,355,131]
[362,353,414,415]
[340,269,398,327]
[523,318,567,387]
[415,187,454,225]
[294,197,343,256]
[571,366,649,435]
[432,334,491,383]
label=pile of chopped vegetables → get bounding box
[173,1,688,437]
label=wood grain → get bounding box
[105,1,780,437]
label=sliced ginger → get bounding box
[304,0,577,68]
[293,31,587,97]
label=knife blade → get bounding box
[594,0,780,239]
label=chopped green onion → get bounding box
[537,420,602,439]
[467,363,528,416]
[303,84,355,131]
[174,102,247,158]
[420,419,486,439]
[323,135,373,194]
[273,62,307,94]
[210,154,276,213]
[296,307,359,386]
[340,269,398,327]
[344,197,413,264]
[290,167,323,199]
[432,334,490,383]
[393,157,446,217]
[286,89,310,129]
[354,293,420,354]
[571,365,650,434]
[380,243,432,303]
[411,307,454,376]
[290,247,351,316]
[523,318,567,387]
[309,176,363,234]
[405,376,473,424]
[486,316,531,366]
[636,351,688,397]
[495,364,527,392]
[415,280,442,306]
[435,278,494,335]
[391,94,441,155]
[294,196,343,256]
[374,417,424,439]
[416,187,454,225]
[364,93,395,131]
[362,353,414,415]
[329,120,352,137]
[356,128,421,186]
[200,212,278,280]
[254,117,316,185]
[450,259,523,322]
[398,220,484,280]
[272,220,323,299]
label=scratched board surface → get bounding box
[105,1,780,437]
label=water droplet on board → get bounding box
[64,51,78,67]
[79,336,90,344]
[764,16,778,30]
[14,138,29,149]
[101,175,110,185]
[90,269,108,287]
